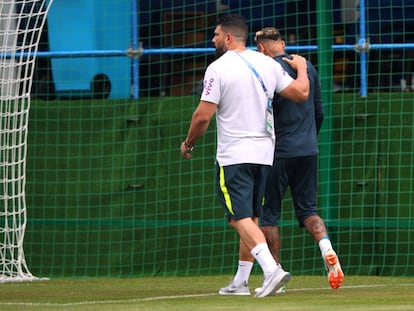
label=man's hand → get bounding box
[279,54,309,102]
[180,141,194,159]
[282,54,307,71]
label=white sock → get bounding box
[319,237,333,257]
[232,260,253,286]
[251,242,277,277]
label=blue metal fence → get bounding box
[34,0,414,99]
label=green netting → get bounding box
[15,0,414,277]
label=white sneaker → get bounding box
[324,250,344,289]
[218,280,250,296]
[254,285,286,295]
[254,267,291,298]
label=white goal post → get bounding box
[0,0,53,282]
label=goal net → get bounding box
[8,1,414,278]
[0,0,53,282]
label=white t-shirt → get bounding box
[201,49,293,166]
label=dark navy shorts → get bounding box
[216,163,269,221]
[261,155,318,227]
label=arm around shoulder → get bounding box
[279,54,309,102]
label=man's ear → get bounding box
[256,42,264,52]
[225,32,232,43]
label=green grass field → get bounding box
[0,275,413,311]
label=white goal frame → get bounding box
[0,0,53,282]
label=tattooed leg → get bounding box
[261,226,281,263]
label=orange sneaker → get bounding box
[324,251,344,289]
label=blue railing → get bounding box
[30,39,414,99]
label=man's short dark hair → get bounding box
[216,14,248,42]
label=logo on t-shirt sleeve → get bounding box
[204,78,214,95]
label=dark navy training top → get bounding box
[273,54,324,158]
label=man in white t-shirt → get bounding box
[180,14,309,298]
